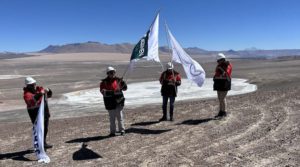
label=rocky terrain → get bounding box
[0,53,299,166]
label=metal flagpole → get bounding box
[121,62,131,79]
[164,21,172,64]
[164,21,177,93]
[154,10,164,73]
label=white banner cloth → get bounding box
[32,95,50,163]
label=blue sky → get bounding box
[0,0,299,52]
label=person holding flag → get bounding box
[159,62,181,121]
[100,66,127,136]
[23,76,53,149]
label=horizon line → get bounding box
[1,41,300,53]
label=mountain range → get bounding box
[39,41,134,54]
[39,41,211,55]
[39,41,300,58]
[0,52,35,59]
[1,41,300,60]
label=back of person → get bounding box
[213,53,233,118]
[213,60,232,91]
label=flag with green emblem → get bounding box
[130,13,160,62]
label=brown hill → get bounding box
[39,41,134,54]
[39,41,300,59]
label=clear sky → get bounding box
[0,0,299,52]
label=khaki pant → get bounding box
[217,91,228,112]
[107,104,125,134]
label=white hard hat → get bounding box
[25,76,36,85]
[106,66,116,73]
[166,62,174,69]
[216,53,226,60]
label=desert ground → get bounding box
[0,53,299,167]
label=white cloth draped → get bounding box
[32,96,50,163]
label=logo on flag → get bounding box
[130,31,149,61]
[130,13,160,62]
[166,26,206,87]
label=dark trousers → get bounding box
[162,96,175,119]
[27,109,49,143]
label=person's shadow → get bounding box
[131,121,160,126]
[73,143,102,160]
[178,118,215,125]
[0,149,34,161]
[126,127,171,135]
[66,135,112,144]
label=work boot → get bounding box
[170,117,174,121]
[108,133,116,137]
[215,110,227,118]
[44,143,53,149]
[159,117,167,122]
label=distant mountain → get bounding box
[0,52,35,59]
[39,41,300,59]
[224,49,300,59]
[244,47,260,51]
[39,41,134,53]
[39,42,211,55]
[159,46,170,53]
[185,47,209,55]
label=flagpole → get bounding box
[117,61,132,90]
[164,21,177,93]
[147,9,160,31]
[121,61,131,79]
[164,21,172,62]
[159,61,164,71]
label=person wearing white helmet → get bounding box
[159,62,181,121]
[23,76,53,149]
[216,53,226,60]
[100,66,127,136]
[213,53,233,118]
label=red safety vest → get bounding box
[23,86,45,109]
[214,62,232,80]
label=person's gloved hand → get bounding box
[46,88,52,98]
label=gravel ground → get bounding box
[0,54,299,167]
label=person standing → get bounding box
[100,66,127,136]
[159,62,181,121]
[213,53,233,118]
[23,76,53,149]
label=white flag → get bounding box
[32,96,50,163]
[167,27,206,87]
[130,13,160,62]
